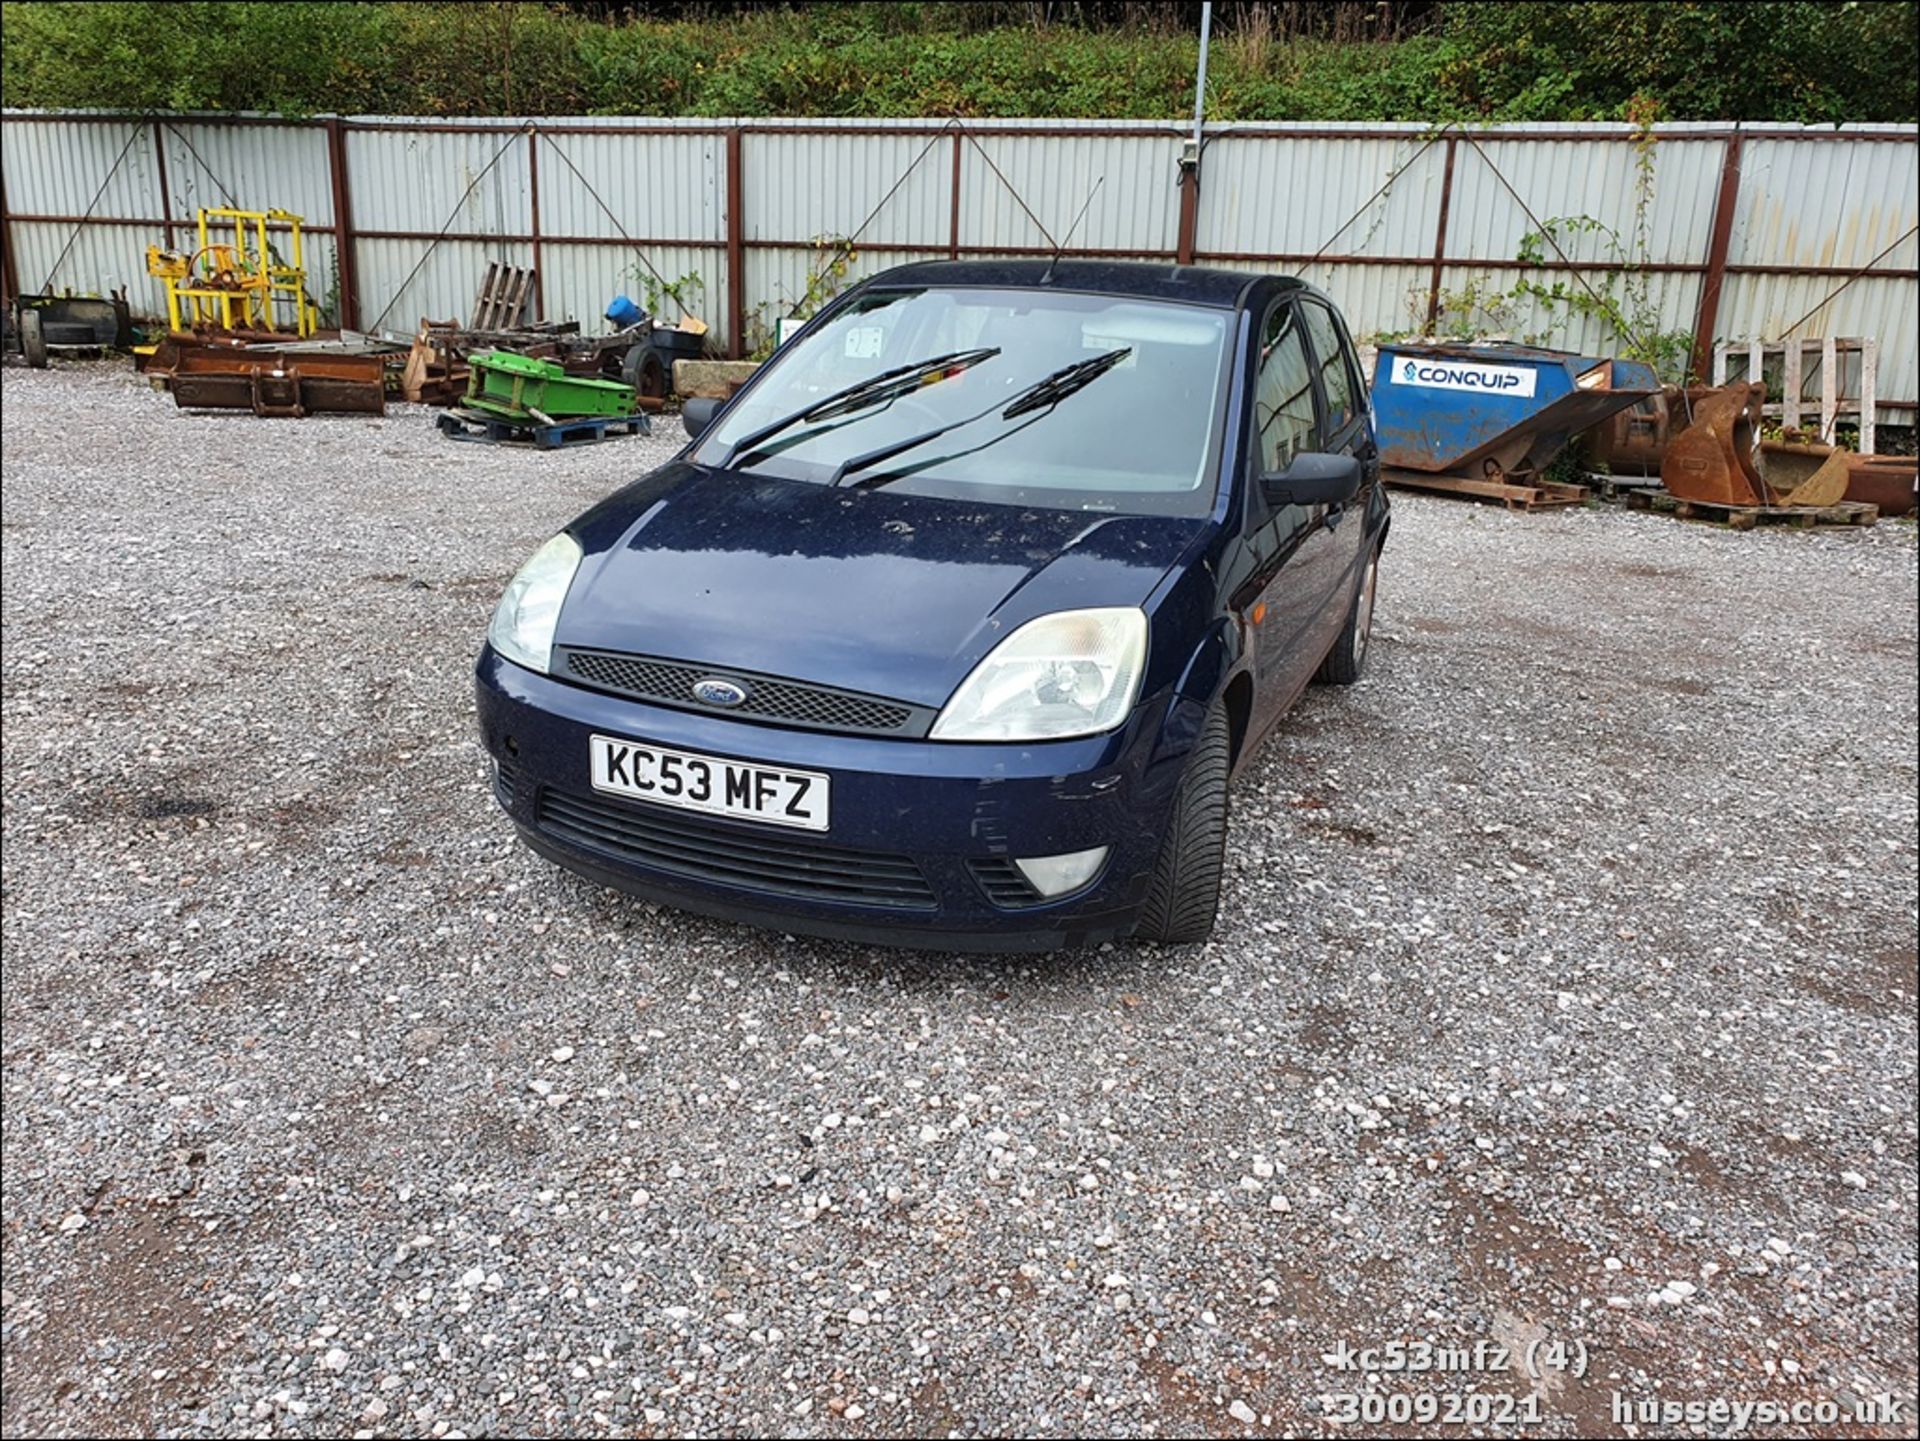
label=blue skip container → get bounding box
[1372,343,1658,483]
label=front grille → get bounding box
[557,647,924,736]
[494,761,517,807]
[537,788,937,909]
[969,857,1044,908]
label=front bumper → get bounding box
[474,647,1197,951]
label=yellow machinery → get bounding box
[147,207,317,337]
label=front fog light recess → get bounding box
[1013,845,1110,898]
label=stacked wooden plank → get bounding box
[471,263,537,331]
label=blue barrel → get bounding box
[1372,343,1658,480]
[604,295,645,329]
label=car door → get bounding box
[1235,297,1347,747]
[1295,298,1376,656]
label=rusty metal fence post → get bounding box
[726,126,746,359]
[948,131,963,261]
[152,121,176,251]
[1691,127,1744,385]
[0,169,16,305]
[1423,136,1458,334]
[1176,164,1199,266]
[526,128,544,323]
[324,117,361,331]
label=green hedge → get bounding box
[2,2,1913,122]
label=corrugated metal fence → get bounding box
[4,112,1914,417]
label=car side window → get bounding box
[1252,303,1318,473]
[1301,301,1360,435]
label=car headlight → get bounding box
[931,607,1148,742]
[487,532,582,674]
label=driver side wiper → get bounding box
[831,347,1133,488]
[716,347,1000,470]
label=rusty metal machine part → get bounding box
[1757,440,1851,508]
[167,346,386,416]
[1839,454,1917,517]
[1660,382,1768,506]
[1587,389,1670,474]
[1588,384,1765,477]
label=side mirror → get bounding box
[682,396,721,440]
[1261,451,1362,508]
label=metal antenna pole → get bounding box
[1175,0,1213,265]
[1192,3,1212,156]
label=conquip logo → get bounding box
[1392,356,1538,398]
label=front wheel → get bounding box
[1134,705,1231,945]
[1315,543,1381,686]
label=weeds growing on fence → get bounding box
[3,2,1912,124]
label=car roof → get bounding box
[865,259,1301,310]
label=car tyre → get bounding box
[1134,705,1230,945]
[1315,543,1381,686]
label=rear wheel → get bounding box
[1134,705,1231,945]
[1315,543,1381,686]
[622,345,667,403]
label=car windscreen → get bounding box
[694,287,1232,517]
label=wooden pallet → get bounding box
[436,408,652,450]
[1382,468,1589,511]
[470,262,536,330]
[1623,489,1879,531]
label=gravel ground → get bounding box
[3,361,1916,1440]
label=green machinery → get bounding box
[463,350,638,424]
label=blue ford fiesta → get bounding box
[476,260,1387,951]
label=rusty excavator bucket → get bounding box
[1756,440,1853,508]
[1660,382,1769,505]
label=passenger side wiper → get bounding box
[831,347,1133,488]
[999,347,1131,420]
[716,347,1000,470]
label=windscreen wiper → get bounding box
[999,347,1131,420]
[831,348,1132,488]
[716,347,1000,470]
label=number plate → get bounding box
[588,735,830,832]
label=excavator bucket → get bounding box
[1660,382,1768,505]
[1757,441,1851,507]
